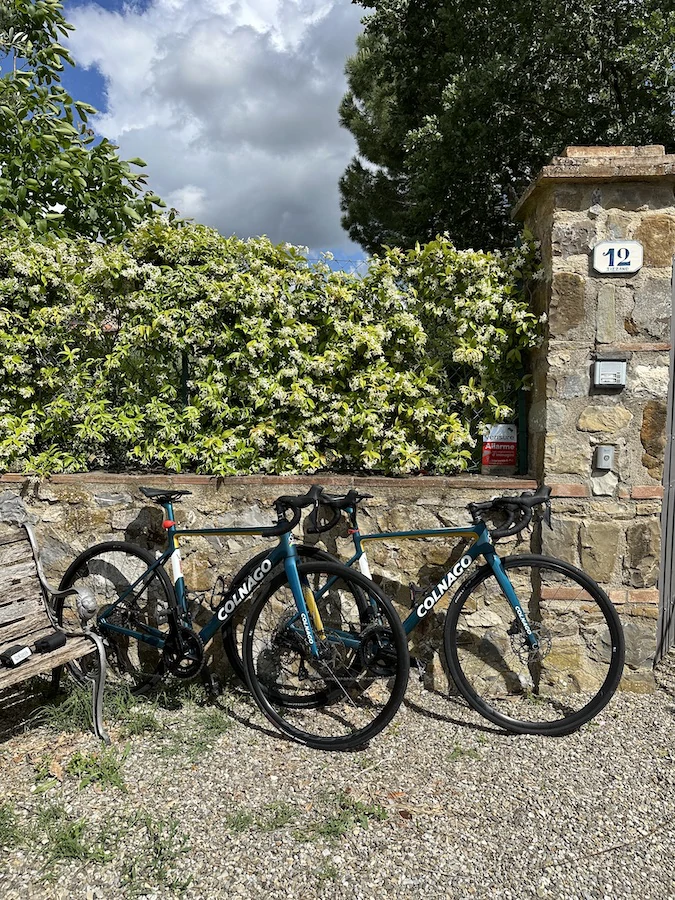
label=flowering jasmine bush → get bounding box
[0,220,540,475]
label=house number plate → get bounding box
[592,240,643,274]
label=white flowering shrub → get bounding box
[0,221,540,475]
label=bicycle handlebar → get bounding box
[305,488,373,534]
[264,485,325,537]
[468,486,552,540]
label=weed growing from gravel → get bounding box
[224,809,256,832]
[257,801,296,831]
[38,683,93,733]
[0,801,20,849]
[447,744,480,762]
[299,791,388,842]
[35,803,109,870]
[316,863,339,885]
[65,745,129,791]
[121,811,192,899]
[223,801,297,833]
[156,707,232,760]
[37,681,163,737]
[33,755,59,793]
[120,708,161,737]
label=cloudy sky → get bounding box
[61,0,366,261]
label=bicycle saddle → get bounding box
[139,487,192,504]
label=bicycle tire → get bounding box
[242,560,410,751]
[444,554,625,735]
[221,544,339,682]
[57,541,177,695]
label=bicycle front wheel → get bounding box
[243,560,410,751]
[57,542,176,694]
[444,554,624,736]
[221,544,340,683]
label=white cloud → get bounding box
[68,0,365,256]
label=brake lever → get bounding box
[541,500,553,530]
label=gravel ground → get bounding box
[1,659,675,900]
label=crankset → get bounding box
[163,626,205,679]
[358,624,399,677]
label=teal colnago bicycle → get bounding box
[56,487,410,751]
[240,485,625,738]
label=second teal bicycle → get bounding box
[234,485,625,738]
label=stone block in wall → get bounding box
[640,399,667,480]
[550,272,586,335]
[0,490,29,524]
[596,283,617,344]
[622,617,657,672]
[632,363,669,397]
[634,214,675,267]
[577,405,633,434]
[545,435,590,477]
[541,517,579,565]
[600,183,675,211]
[629,275,671,341]
[551,219,596,258]
[625,519,661,588]
[590,471,619,497]
[182,551,216,593]
[580,522,621,582]
[93,491,133,507]
[603,210,636,240]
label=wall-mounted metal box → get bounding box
[595,445,615,470]
[593,360,627,388]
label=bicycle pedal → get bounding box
[201,671,222,698]
[409,656,426,682]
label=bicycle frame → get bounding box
[331,513,540,650]
[96,500,362,659]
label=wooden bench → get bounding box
[0,525,108,741]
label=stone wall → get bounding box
[0,472,536,688]
[514,145,675,689]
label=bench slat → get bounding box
[0,597,44,627]
[0,541,34,567]
[1,559,43,586]
[0,635,94,690]
[0,577,44,609]
[0,617,60,651]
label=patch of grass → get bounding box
[33,755,60,794]
[38,683,94,733]
[156,707,232,760]
[257,801,296,832]
[35,803,109,868]
[299,790,387,842]
[0,801,20,849]
[223,801,296,834]
[37,680,163,736]
[121,812,192,899]
[447,744,480,762]
[224,809,256,832]
[317,863,339,885]
[120,708,161,737]
[65,745,129,792]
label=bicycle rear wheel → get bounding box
[444,554,625,735]
[243,560,409,751]
[57,542,176,694]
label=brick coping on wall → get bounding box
[0,472,539,491]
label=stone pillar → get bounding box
[513,145,675,689]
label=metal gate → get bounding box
[656,263,675,662]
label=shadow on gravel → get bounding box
[0,681,57,745]
[403,691,506,736]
